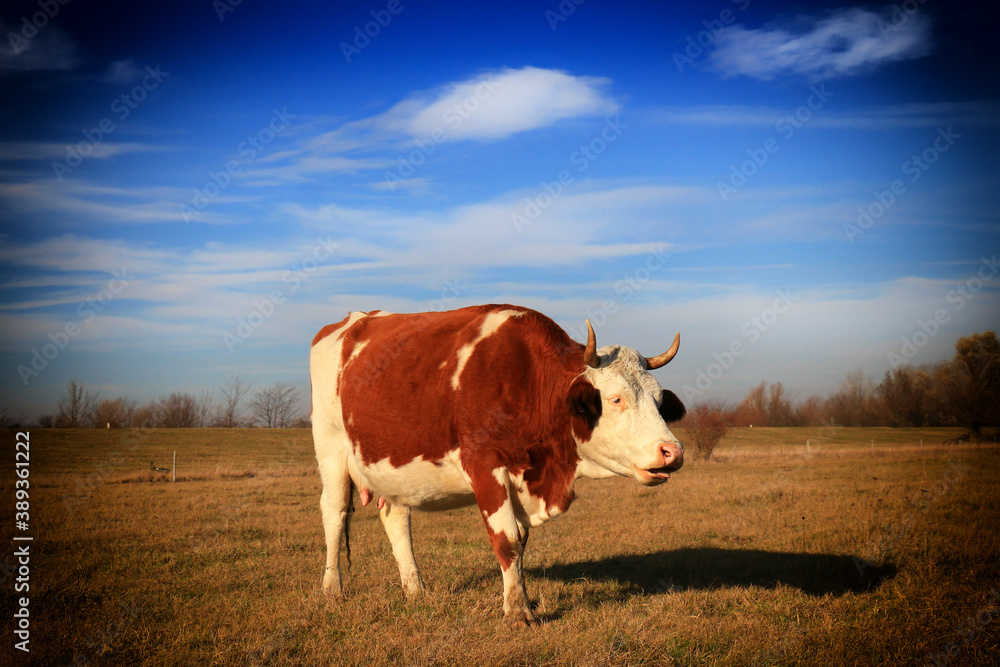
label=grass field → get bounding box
[2,426,998,666]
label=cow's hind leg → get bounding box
[380,501,426,597]
[316,445,352,598]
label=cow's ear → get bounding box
[659,390,686,423]
[567,378,601,433]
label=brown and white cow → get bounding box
[310,304,685,625]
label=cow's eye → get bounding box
[609,395,623,406]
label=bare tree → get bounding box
[734,381,769,426]
[217,373,254,427]
[949,331,1000,440]
[249,383,299,428]
[55,380,100,427]
[156,393,202,428]
[196,389,214,427]
[828,370,883,426]
[767,382,794,426]
[795,394,826,426]
[131,402,159,428]
[94,397,138,428]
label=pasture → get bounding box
[3,426,998,666]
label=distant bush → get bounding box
[684,403,730,461]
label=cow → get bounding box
[310,304,686,625]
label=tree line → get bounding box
[683,331,999,459]
[11,373,305,429]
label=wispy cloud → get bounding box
[649,100,1000,129]
[101,59,143,84]
[246,66,618,184]
[0,141,179,161]
[0,179,237,226]
[711,7,933,80]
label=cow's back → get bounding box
[312,305,583,469]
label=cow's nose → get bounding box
[659,441,684,471]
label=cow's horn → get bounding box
[583,319,600,368]
[645,332,680,370]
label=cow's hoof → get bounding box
[507,610,539,628]
[321,585,344,601]
[403,585,427,600]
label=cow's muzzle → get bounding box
[636,441,684,485]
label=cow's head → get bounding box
[568,321,686,486]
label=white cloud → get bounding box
[379,66,618,141]
[710,7,933,80]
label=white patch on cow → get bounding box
[354,448,475,511]
[485,467,522,543]
[450,309,524,390]
[312,311,372,435]
[513,476,568,527]
[345,339,369,366]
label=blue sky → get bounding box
[1,0,998,419]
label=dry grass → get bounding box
[2,427,998,666]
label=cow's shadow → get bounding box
[530,546,895,598]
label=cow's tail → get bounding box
[344,479,355,571]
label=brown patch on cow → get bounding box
[487,526,521,571]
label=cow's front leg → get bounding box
[472,468,536,626]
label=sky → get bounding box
[0,0,998,421]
